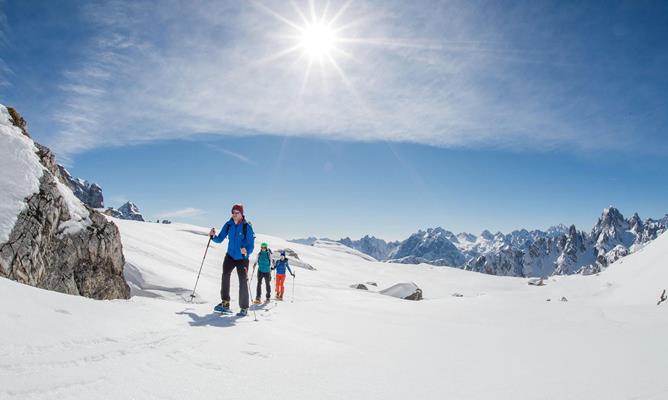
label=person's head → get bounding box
[261,242,268,251]
[231,204,244,223]
[280,250,286,259]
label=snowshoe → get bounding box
[236,308,248,317]
[214,302,232,314]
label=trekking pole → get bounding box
[246,274,258,322]
[189,236,212,302]
[291,274,296,303]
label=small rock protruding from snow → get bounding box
[380,282,423,301]
[350,283,368,290]
[528,277,545,286]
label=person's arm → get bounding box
[287,262,294,277]
[245,223,255,255]
[210,222,229,244]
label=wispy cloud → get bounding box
[0,1,11,88]
[47,0,666,158]
[207,144,257,166]
[157,207,204,219]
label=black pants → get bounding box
[221,254,250,309]
[256,271,271,300]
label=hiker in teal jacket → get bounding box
[253,243,272,303]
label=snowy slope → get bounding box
[0,106,43,243]
[1,220,668,400]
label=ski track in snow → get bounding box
[2,220,668,399]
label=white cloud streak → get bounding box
[0,2,11,88]
[47,0,660,158]
[157,207,204,219]
[207,144,257,166]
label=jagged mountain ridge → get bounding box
[57,165,104,209]
[295,208,667,277]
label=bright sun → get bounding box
[254,1,363,90]
[299,22,337,59]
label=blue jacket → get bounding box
[211,218,255,260]
[274,258,293,276]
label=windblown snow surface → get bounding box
[2,219,668,399]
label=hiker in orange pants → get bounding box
[273,251,294,300]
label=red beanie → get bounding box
[232,204,244,216]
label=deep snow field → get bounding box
[2,219,668,400]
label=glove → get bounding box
[291,272,295,278]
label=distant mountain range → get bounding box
[291,207,668,277]
[58,164,145,222]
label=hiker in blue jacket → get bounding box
[274,251,294,301]
[209,203,255,316]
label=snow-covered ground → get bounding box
[2,219,668,399]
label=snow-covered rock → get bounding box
[379,282,423,300]
[0,105,129,299]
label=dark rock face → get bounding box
[57,165,104,209]
[350,283,368,290]
[0,107,130,300]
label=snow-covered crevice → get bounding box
[0,105,44,244]
[56,180,92,237]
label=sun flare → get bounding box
[299,22,337,59]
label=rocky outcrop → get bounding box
[57,165,104,208]
[0,106,130,300]
[117,202,145,221]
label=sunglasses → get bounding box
[231,210,241,215]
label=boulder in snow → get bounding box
[350,283,368,290]
[528,277,545,286]
[380,282,423,301]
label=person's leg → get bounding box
[235,259,250,309]
[256,271,262,300]
[277,274,285,298]
[264,272,271,300]
[221,254,234,306]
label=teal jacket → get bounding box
[256,249,272,273]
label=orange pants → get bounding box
[276,274,286,298]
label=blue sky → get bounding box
[1,0,667,240]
